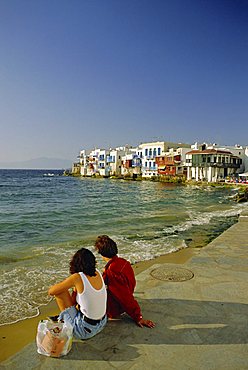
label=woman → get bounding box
[48,248,107,339]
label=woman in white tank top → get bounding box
[48,248,107,340]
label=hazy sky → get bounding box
[0,0,247,162]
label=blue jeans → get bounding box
[59,306,107,340]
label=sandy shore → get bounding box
[0,246,194,362]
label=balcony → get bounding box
[106,156,115,163]
[192,162,240,169]
[145,155,156,159]
[143,166,157,171]
[132,159,142,167]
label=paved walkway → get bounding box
[1,211,248,370]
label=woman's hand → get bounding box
[137,318,155,328]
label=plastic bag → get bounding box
[36,319,73,357]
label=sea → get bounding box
[0,169,247,326]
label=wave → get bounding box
[161,207,242,236]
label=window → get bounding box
[158,148,161,155]
[145,149,148,156]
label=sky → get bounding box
[0,0,247,164]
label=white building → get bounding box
[78,146,134,177]
[138,141,191,177]
[185,148,242,182]
[138,142,164,177]
[121,148,142,177]
[78,149,89,176]
[107,147,130,177]
[95,149,110,177]
[214,144,246,174]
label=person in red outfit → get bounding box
[94,235,155,328]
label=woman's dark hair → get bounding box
[94,235,118,258]
[70,248,96,276]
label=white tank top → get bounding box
[76,269,107,320]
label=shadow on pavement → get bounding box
[65,298,248,361]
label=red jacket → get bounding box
[103,256,142,323]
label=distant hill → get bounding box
[0,157,73,169]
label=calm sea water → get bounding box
[0,169,247,325]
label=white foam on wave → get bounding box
[161,205,243,235]
[116,236,188,265]
[0,241,102,326]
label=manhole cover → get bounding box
[150,266,194,282]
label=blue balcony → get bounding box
[106,156,115,163]
[143,166,157,171]
[145,155,155,159]
[132,160,142,167]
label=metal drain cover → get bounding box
[150,266,194,282]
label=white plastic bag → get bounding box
[36,319,73,357]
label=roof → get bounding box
[186,149,234,155]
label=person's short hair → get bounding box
[94,235,118,258]
[70,247,96,276]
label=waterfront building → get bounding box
[75,141,247,182]
[138,141,191,177]
[138,141,165,177]
[121,148,142,178]
[77,146,133,177]
[245,147,248,172]
[79,148,102,176]
[107,147,130,177]
[71,162,81,175]
[156,147,189,177]
[78,149,89,176]
[185,148,242,182]
[97,149,110,177]
[213,144,246,174]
